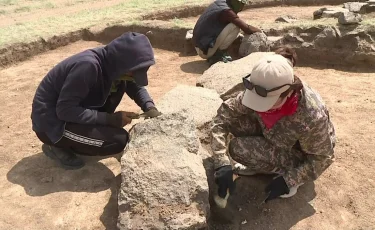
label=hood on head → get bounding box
[103,32,155,85]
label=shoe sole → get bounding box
[42,145,84,170]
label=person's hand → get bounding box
[106,111,134,128]
[143,107,162,119]
[264,176,290,202]
[214,165,236,199]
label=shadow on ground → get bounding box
[207,174,316,230]
[100,174,121,230]
[180,60,209,74]
[6,152,117,196]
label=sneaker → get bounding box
[222,50,233,62]
[280,183,304,198]
[42,144,84,170]
[207,50,231,66]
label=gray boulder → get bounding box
[239,32,270,57]
[314,26,341,49]
[338,12,363,25]
[118,113,209,230]
[158,85,222,127]
[343,2,369,13]
[197,52,274,98]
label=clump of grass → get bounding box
[14,6,31,13]
[0,9,7,15]
[0,0,18,6]
[44,2,55,9]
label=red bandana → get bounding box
[257,92,299,129]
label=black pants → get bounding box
[36,88,128,156]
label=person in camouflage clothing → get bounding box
[211,48,336,204]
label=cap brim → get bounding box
[133,67,149,86]
[241,89,280,112]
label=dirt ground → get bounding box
[0,39,375,230]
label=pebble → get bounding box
[241,220,247,225]
[40,176,53,183]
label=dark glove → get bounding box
[214,165,236,198]
[264,176,290,202]
[143,107,162,119]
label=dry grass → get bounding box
[0,0,211,47]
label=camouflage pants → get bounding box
[228,136,305,175]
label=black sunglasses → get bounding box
[242,74,291,98]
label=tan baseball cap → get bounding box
[241,54,294,112]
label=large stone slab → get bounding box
[158,85,222,127]
[118,113,209,230]
[322,7,349,18]
[197,52,274,97]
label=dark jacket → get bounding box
[31,32,155,143]
[193,0,231,54]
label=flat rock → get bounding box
[239,32,270,57]
[338,12,363,25]
[322,7,349,18]
[158,85,222,127]
[197,52,274,98]
[118,113,209,230]
[314,7,349,19]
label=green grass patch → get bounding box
[14,6,31,13]
[44,2,56,9]
[0,0,210,47]
[0,0,18,6]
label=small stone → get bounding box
[239,207,242,211]
[284,33,304,43]
[146,31,153,36]
[40,176,53,183]
[275,15,297,23]
[351,150,356,154]
[31,144,36,148]
[241,220,248,225]
[75,201,80,206]
[302,42,313,48]
[337,100,342,103]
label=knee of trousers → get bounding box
[112,129,129,152]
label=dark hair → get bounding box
[279,75,303,98]
[274,46,298,67]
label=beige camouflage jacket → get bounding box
[211,82,336,187]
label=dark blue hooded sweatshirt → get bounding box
[31,32,155,143]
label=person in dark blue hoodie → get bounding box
[31,32,161,170]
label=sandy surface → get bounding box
[0,40,374,229]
